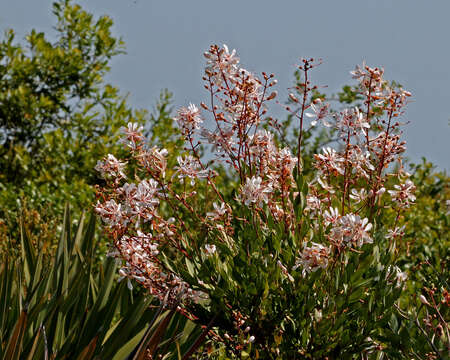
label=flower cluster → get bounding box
[293,242,330,276]
[94,45,416,354]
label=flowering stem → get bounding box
[296,65,309,176]
[365,75,373,148]
[341,130,351,214]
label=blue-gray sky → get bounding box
[1,0,449,170]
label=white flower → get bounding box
[305,195,322,213]
[386,226,405,240]
[315,147,345,175]
[174,155,209,185]
[204,244,217,255]
[305,99,331,127]
[204,44,240,83]
[349,188,368,204]
[120,122,144,150]
[293,242,330,275]
[137,146,168,176]
[350,61,366,79]
[95,154,127,180]
[388,180,416,208]
[330,214,373,248]
[394,267,407,286]
[206,202,228,219]
[323,207,339,226]
[175,103,203,136]
[95,199,129,227]
[240,176,272,207]
[317,176,335,193]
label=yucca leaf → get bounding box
[4,309,27,360]
[133,310,175,360]
[19,219,36,286]
[111,327,147,360]
[101,295,154,358]
[25,324,43,360]
[75,335,98,360]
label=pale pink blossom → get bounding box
[386,226,405,240]
[95,199,129,227]
[388,180,416,208]
[137,146,168,176]
[330,214,373,248]
[323,207,339,226]
[175,104,203,136]
[305,195,322,213]
[204,244,217,255]
[201,127,235,155]
[206,202,228,220]
[315,147,345,175]
[293,242,330,275]
[95,154,127,180]
[120,122,144,150]
[174,155,209,185]
[204,44,240,82]
[305,99,331,127]
[350,61,366,79]
[386,265,408,288]
[348,149,374,179]
[240,176,272,207]
[349,188,368,204]
[317,177,335,194]
[335,107,369,137]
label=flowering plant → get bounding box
[95,45,420,358]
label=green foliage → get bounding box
[0,206,202,359]
[174,177,407,358]
[392,161,449,358]
[0,0,171,236]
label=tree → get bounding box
[0,0,178,236]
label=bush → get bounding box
[0,206,203,359]
[94,45,450,358]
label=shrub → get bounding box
[93,45,447,358]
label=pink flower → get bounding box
[305,99,331,127]
[174,155,209,185]
[95,199,129,227]
[240,176,272,207]
[386,226,405,240]
[120,122,144,150]
[323,207,339,226]
[204,244,217,255]
[206,202,228,220]
[349,188,368,204]
[305,195,322,213]
[294,242,330,275]
[95,154,127,180]
[137,146,168,176]
[315,147,345,175]
[175,104,203,136]
[388,179,416,208]
[204,44,240,83]
[330,214,373,248]
[335,107,369,136]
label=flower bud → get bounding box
[419,294,430,306]
[267,91,277,101]
[289,93,299,103]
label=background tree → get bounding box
[0,0,180,242]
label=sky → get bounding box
[1,0,449,170]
